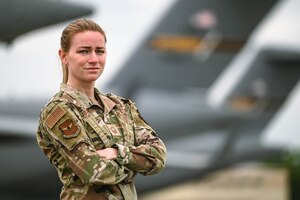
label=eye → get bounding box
[78,49,89,54]
[96,49,105,55]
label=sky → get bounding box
[0,0,176,100]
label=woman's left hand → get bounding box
[97,148,118,160]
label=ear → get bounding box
[59,48,68,64]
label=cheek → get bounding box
[100,56,106,65]
[69,57,85,66]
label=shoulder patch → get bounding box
[45,105,66,129]
[59,119,80,138]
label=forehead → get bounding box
[70,31,105,47]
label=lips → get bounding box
[85,67,99,70]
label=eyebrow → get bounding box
[78,46,105,49]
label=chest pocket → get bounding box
[85,107,135,147]
[106,106,135,146]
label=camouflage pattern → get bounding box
[36,84,166,200]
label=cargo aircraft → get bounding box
[1,0,299,198]
[103,0,300,193]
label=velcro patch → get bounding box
[59,119,80,138]
[45,106,66,129]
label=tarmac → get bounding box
[140,163,289,200]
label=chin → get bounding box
[86,76,101,83]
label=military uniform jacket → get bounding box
[36,84,166,200]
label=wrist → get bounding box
[113,144,131,165]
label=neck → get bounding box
[67,80,95,100]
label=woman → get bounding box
[36,18,166,200]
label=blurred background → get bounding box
[0,0,300,199]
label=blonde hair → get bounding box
[60,18,107,83]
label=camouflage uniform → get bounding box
[36,84,166,200]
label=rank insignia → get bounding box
[59,119,80,138]
[107,124,120,136]
[110,126,118,135]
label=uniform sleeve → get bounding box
[39,102,132,185]
[114,102,167,176]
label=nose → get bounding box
[88,52,98,63]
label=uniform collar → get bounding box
[60,83,116,115]
[94,88,116,115]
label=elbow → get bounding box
[157,142,167,169]
[145,146,167,176]
[144,158,166,176]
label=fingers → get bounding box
[97,148,118,160]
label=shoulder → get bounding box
[40,95,88,150]
[106,93,134,106]
[40,93,63,120]
[40,101,70,130]
[105,93,150,124]
[40,92,84,130]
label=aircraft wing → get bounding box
[0,0,93,43]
